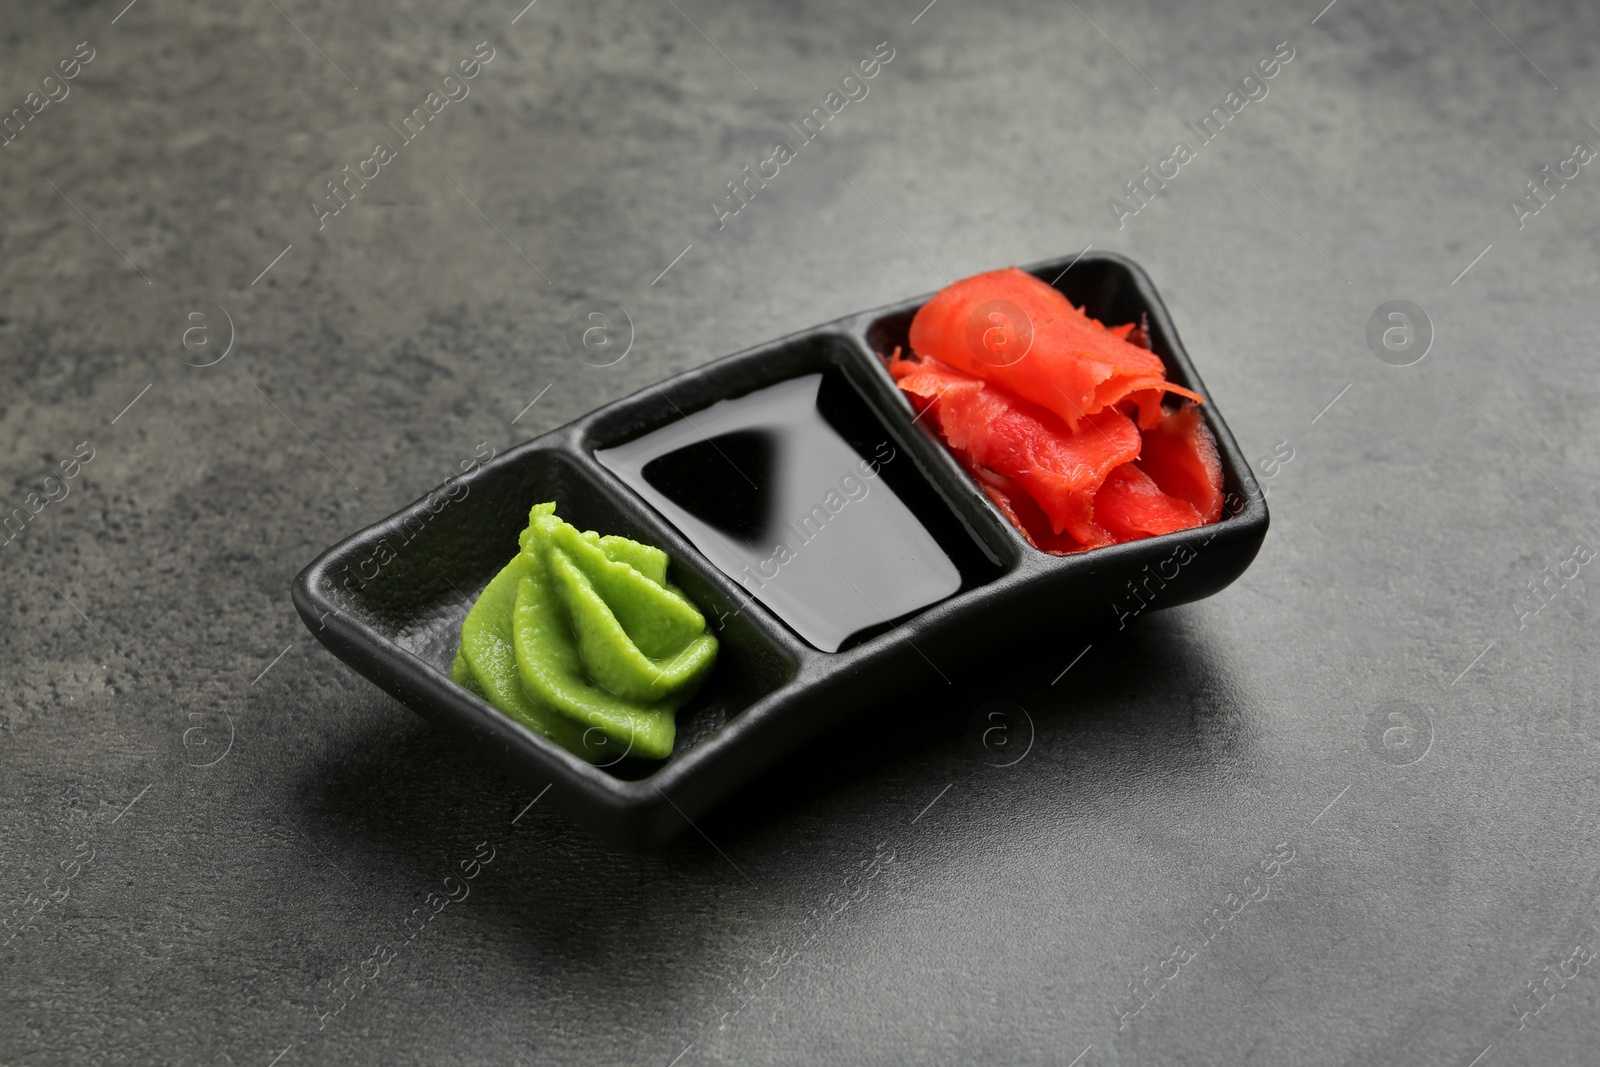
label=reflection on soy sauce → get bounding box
[598,372,974,652]
[641,428,777,544]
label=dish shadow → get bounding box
[284,604,1253,875]
[277,699,756,968]
[694,609,1259,848]
[267,603,1258,1022]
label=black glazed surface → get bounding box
[293,251,1268,848]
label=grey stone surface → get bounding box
[2,0,1598,1063]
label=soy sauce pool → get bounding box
[596,372,990,652]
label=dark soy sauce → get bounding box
[596,373,963,652]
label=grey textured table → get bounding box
[3,1,1597,1064]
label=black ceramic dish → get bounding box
[292,251,1269,849]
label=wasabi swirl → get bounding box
[451,503,718,761]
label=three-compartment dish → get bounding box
[293,251,1269,848]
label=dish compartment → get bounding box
[853,253,1265,547]
[581,331,1015,652]
[293,443,804,790]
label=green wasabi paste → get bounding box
[452,503,717,761]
